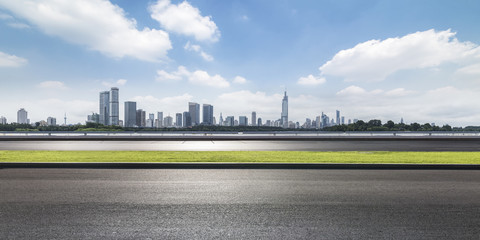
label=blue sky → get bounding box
[1,0,480,126]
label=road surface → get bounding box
[1,168,479,239]
[1,140,480,151]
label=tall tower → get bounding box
[281,91,288,128]
[124,101,136,127]
[109,87,119,126]
[336,110,340,125]
[188,102,200,126]
[99,91,110,125]
[17,108,28,124]
[251,111,257,126]
[202,104,213,125]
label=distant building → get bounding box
[341,116,345,125]
[183,111,191,127]
[109,87,119,126]
[218,113,224,126]
[175,113,182,127]
[47,117,56,126]
[281,91,288,128]
[157,112,164,128]
[99,91,110,125]
[239,116,248,126]
[202,104,213,125]
[257,118,262,126]
[146,113,155,128]
[0,116,7,124]
[225,116,234,126]
[189,102,200,126]
[124,101,136,127]
[336,110,340,125]
[251,111,256,126]
[164,116,173,127]
[136,109,146,127]
[87,113,100,124]
[17,108,28,124]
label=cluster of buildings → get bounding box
[0,87,356,129]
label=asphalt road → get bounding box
[1,139,480,151]
[1,169,479,239]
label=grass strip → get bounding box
[0,151,480,164]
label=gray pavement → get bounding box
[1,139,480,151]
[1,168,479,239]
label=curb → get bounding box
[1,162,479,170]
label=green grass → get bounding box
[0,151,480,164]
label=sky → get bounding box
[1,0,480,127]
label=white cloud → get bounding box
[385,88,414,97]
[189,70,229,88]
[297,74,326,86]
[38,81,68,90]
[7,22,30,29]
[156,70,182,82]
[184,41,214,61]
[149,0,220,42]
[0,12,13,20]
[456,63,480,75]
[101,79,127,88]
[320,29,480,82]
[0,51,27,67]
[131,93,193,115]
[336,85,367,96]
[0,0,172,62]
[233,76,247,84]
[155,66,230,88]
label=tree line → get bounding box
[0,120,469,132]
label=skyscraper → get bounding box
[17,108,28,124]
[202,104,213,125]
[189,102,200,126]
[164,116,173,127]
[176,113,183,127]
[99,91,110,125]
[183,111,191,127]
[226,116,234,126]
[109,87,119,126]
[124,101,136,128]
[251,111,256,126]
[157,112,164,128]
[47,117,56,126]
[257,118,262,126]
[239,116,248,126]
[136,109,146,127]
[218,113,224,126]
[0,116,6,124]
[281,91,288,128]
[336,110,340,125]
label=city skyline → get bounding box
[1,1,480,126]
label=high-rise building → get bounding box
[164,116,173,127]
[175,113,183,127]
[17,108,28,124]
[0,116,7,124]
[188,102,200,126]
[99,91,110,125]
[251,111,256,126]
[109,88,119,126]
[202,104,213,125]
[315,116,321,129]
[218,113,224,126]
[146,113,155,128]
[225,116,234,126]
[157,112,164,128]
[239,116,248,126]
[336,110,340,125]
[87,113,100,124]
[124,101,136,127]
[341,116,345,125]
[281,91,288,128]
[257,118,262,126]
[183,111,191,127]
[47,117,56,126]
[136,109,146,127]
